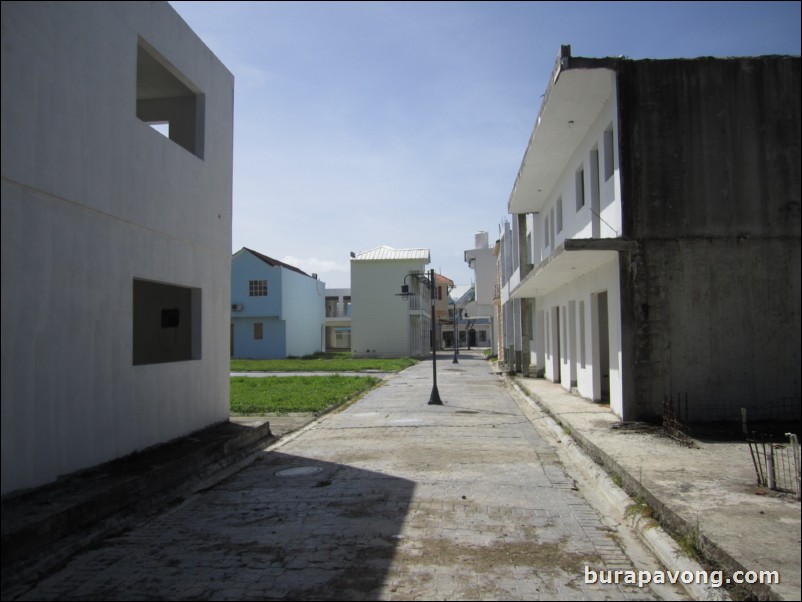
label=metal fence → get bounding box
[748,434,801,500]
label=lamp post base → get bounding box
[428,385,443,405]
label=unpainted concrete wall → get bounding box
[615,56,801,423]
[628,238,801,422]
[618,56,800,240]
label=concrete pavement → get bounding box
[2,351,798,600]
[508,368,801,601]
[4,351,688,601]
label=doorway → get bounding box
[591,291,610,403]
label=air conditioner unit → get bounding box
[231,303,243,312]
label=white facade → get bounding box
[505,47,802,424]
[507,50,626,414]
[1,2,234,494]
[351,246,431,359]
[464,231,498,351]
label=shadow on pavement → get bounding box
[21,450,418,601]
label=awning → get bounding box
[510,239,634,299]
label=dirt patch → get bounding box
[395,535,599,574]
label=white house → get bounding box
[231,248,326,359]
[350,246,431,359]
[1,1,234,495]
[504,45,800,426]
[463,231,498,351]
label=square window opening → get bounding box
[136,38,205,158]
[133,278,201,365]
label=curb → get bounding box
[505,375,733,601]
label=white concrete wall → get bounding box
[283,271,326,357]
[539,259,623,417]
[1,2,233,494]
[532,98,621,260]
[351,259,427,358]
[467,246,496,306]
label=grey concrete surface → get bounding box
[510,371,801,601]
[7,352,694,601]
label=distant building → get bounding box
[231,248,326,359]
[325,288,352,351]
[351,246,431,359]
[464,231,498,350]
[449,284,492,350]
[502,46,800,426]
[434,274,454,349]
[1,2,234,494]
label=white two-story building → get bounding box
[504,46,800,426]
[1,2,234,494]
[350,246,432,359]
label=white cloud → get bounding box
[281,256,351,288]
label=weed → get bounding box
[625,498,653,521]
[677,525,703,561]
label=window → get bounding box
[526,232,532,264]
[575,168,585,211]
[133,278,201,365]
[136,38,205,158]
[590,148,601,236]
[579,301,586,368]
[249,280,267,296]
[254,323,263,340]
[544,215,550,248]
[556,197,563,233]
[604,125,615,181]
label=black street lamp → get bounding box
[452,307,459,364]
[398,268,442,405]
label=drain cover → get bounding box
[276,466,323,477]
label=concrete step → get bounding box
[1,419,274,596]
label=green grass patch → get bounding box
[231,352,417,373]
[231,375,382,415]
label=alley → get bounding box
[18,353,684,601]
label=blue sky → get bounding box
[170,1,801,289]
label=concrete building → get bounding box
[464,231,498,351]
[231,248,326,359]
[448,285,493,350]
[350,246,432,359]
[325,288,352,351]
[505,46,800,425]
[434,274,454,350]
[1,2,234,494]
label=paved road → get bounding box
[20,353,685,600]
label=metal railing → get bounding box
[748,433,801,499]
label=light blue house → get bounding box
[231,248,326,359]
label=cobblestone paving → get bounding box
[18,356,668,600]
